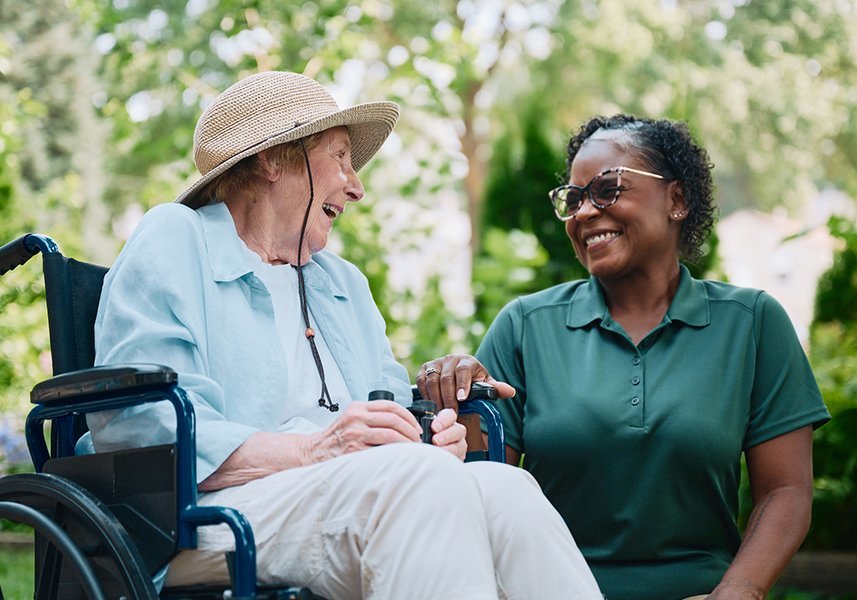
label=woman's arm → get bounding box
[708,425,814,599]
[199,399,423,491]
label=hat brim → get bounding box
[175,100,399,209]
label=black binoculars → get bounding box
[368,389,436,444]
[368,382,497,445]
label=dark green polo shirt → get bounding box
[476,266,829,600]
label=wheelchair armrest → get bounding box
[26,363,204,554]
[31,364,178,406]
[26,365,197,530]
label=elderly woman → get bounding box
[420,115,830,600]
[88,71,602,600]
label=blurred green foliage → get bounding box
[0,548,34,598]
[814,216,857,326]
[481,101,588,288]
[805,215,857,551]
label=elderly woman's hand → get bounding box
[430,408,468,460]
[416,354,516,412]
[311,400,422,462]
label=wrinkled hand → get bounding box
[309,400,421,463]
[416,354,516,412]
[430,408,468,460]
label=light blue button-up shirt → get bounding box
[89,202,411,483]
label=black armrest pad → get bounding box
[31,364,178,405]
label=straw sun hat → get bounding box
[176,71,400,209]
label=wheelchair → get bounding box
[0,233,505,600]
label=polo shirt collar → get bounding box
[567,277,609,328]
[566,264,710,329]
[666,264,710,327]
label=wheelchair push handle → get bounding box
[466,381,499,400]
[0,233,60,276]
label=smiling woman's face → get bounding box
[274,126,365,264]
[565,131,684,282]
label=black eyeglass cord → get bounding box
[293,139,338,412]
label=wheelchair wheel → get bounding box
[0,472,158,600]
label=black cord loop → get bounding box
[294,139,338,412]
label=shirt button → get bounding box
[632,357,641,365]
[631,376,640,385]
[630,397,640,405]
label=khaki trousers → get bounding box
[167,443,602,600]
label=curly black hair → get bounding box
[564,114,716,263]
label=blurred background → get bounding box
[1,0,856,596]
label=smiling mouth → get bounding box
[322,203,342,219]
[584,231,621,247]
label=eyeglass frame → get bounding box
[548,166,666,221]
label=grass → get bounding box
[0,548,33,598]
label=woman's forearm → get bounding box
[198,401,424,492]
[710,484,812,599]
[199,430,330,491]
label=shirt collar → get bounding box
[666,264,710,327]
[566,276,609,328]
[196,202,346,298]
[198,202,255,282]
[566,264,710,329]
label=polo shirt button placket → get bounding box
[629,353,643,422]
[630,376,642,407]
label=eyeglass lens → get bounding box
[554,171,622,218]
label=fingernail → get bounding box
[456,388,466,400]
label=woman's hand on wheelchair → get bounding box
[416,354,516,412]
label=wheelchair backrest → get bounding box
[41,253,108,375]
[0,235,108,453]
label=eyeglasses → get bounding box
[548,166,665,221]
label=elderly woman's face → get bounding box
[280,126,364,261]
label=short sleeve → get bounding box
[745,292,830,448]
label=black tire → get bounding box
[0,472,157,599]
